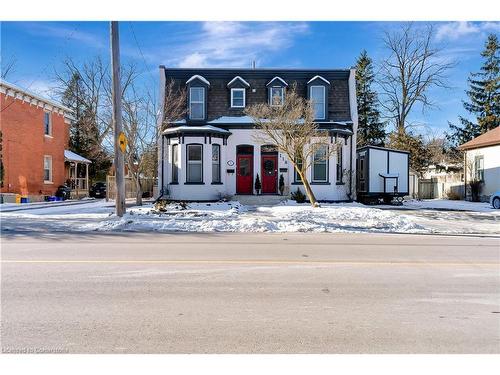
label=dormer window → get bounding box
[186,75,210,121]
[189,87,205,120]
[310,86,325,119]
[307,75,330,120]
[266,77,288,107]
[269,87,284,106]
[231,88,245,108]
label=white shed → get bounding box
[356,145,410,204]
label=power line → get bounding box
[128,22,156,85]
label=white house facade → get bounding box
[458,127,500,201]
[157,68,358,202]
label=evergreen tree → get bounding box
[355,50,386,146]
[387,130,431,174]
[448,34,500,146]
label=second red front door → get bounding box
[261,155,278,194]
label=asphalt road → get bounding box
[1,232,499,353]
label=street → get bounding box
[1,232,499,353]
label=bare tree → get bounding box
[245,84,341,207]
[1,55,17,79]
[378,23,454,133]
[161,79,187,131]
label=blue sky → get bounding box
[1,21,499,137]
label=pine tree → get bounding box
[448,34,500,146]
[355,50,386,147]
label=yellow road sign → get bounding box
[118,132,127,153]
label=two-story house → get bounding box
[157,67,358,202]
[0,80,91,202]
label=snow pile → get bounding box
[80,201,425,234]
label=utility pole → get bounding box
[110,21,126,217]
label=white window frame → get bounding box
[171,144,179,183]
[189,87,205,120]
[310,85,326,120]
[230,88,246,108]
[212,144,221,183]
[269,86,285,107]
[186,144,203,183]
[44,111,52,136]
[336,145,343,183]
[43,155,53,183]
[312,145,328,183]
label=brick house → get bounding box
[0,80,90,201]
[157,67,358,202]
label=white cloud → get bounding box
[436,21,500,41]
[22,22,106,49]
[159,22,309,68]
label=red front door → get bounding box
[261,155,278,194]
[236,155,253,194]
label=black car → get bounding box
[55,185,72,200]
[90,182,107,198]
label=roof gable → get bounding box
[266,76,288,87]
[458,127,500,150]
[307,75,331,85]
[227,76,250,88]
[186,75,210,86]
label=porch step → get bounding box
[231,194,289,207]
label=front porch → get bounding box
[64,150,91,199]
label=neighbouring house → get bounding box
[156,67,358,202]
[458,126,500,202]
[0,80,90,202]
[419,163,464,199]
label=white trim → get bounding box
[307,75,330,85]
[269,86,285,106]
[189,86,205,120]
[0,79,74,117]
[43,155,53,183]
[312,145,329,183]
[227,76,250,88]
[230,88,246,108]
[266,76,288,87]
[163,125,230,135]
[310,85,326,120]
[186,74,210,86]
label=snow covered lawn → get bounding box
[1,199,498,235]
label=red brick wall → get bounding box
[0,93,70,196]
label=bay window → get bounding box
[186,144,203,183]
[212,144,221,183]
[312,145,328,182]
[171,144,179,183]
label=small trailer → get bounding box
[356,145,410,204]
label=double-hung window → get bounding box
[44,155,52,182]
[474,155,484,181]
[310,86,325,119]
[44,112,52,136]
[212,144,221,183]
[189,87,205,120]
[336,145,343,183]
[186,144,203,183]
[171,144,179,183]
[269,87,284,106]
[231,88,245,108]
[312,145,328,182]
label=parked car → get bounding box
[55,185,72,200]
[490,191,500,209]
[90,182,107,198]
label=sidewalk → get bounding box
[0,199,100,213]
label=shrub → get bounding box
[446,190,461,200]
[290,187,306,203]
[469,180,483,202]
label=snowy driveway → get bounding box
[1,199,499,235]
